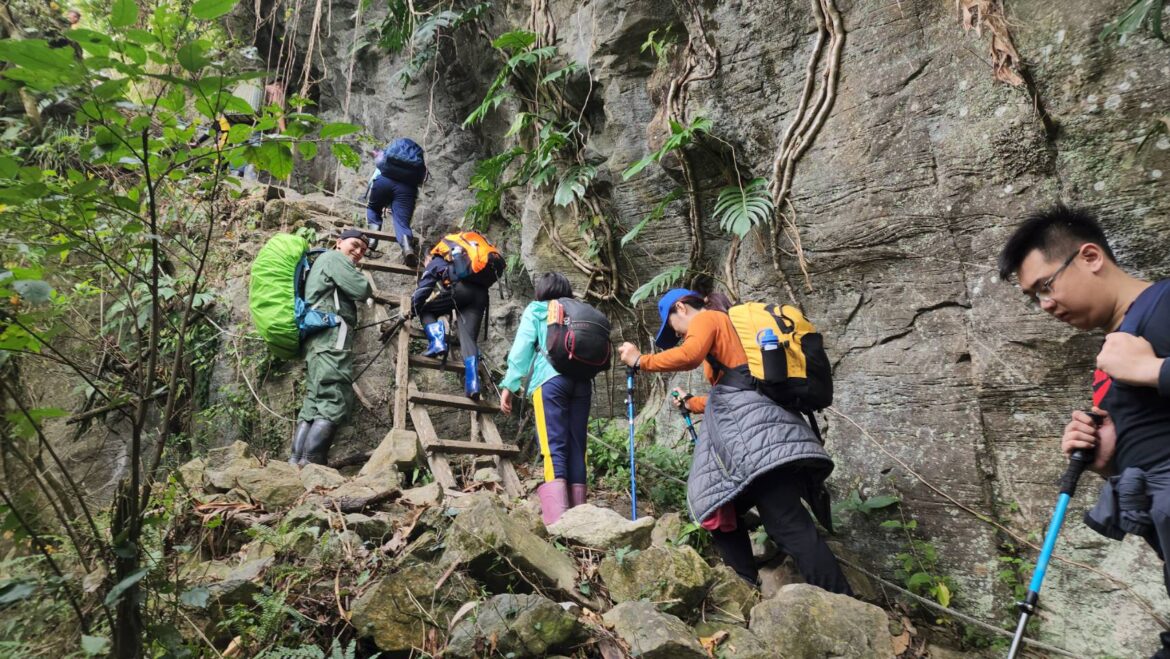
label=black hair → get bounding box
[534,272,572,301]
[998,204,1117,280]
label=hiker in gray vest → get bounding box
[289,228,373,466]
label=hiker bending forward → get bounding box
[498,273,592,525]
[618,288,852,594]
[410,252,489,399]
[290,229,373,466]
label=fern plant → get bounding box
[621,188,682,248]
[622,117,712,180]
[554,164,597,207]
[713,177,773,238]
[630,264,687,305]
[1100,0,1165,41]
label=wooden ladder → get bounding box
[357,226,523,497]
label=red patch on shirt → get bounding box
[1092,368,1112,408]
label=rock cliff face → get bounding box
[228,0,1169,654]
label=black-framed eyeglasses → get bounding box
[1026,250,1079,305]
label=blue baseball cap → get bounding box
[654,288,699,349]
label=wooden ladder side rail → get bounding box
[407,381,459,491]
[478,413,523,497]
[393,293,411,430]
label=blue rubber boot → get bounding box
[421,320,447,358]
[464,354,480,400]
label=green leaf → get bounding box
[252,141,294,179]
[622,189,682,247]
[104,568,148,606]
[192,0,241,20]
[81,636,111,656]
[492,30,537,52]
[330,142,361,170]
[177,41,210,72]
[0,580,36,604]
[630,265,687,306]
[862,495,900,511]
[879,520,903,529]
[179,586,210,608]
[906,572,933,589]
[553,165,596,207]
[713,177,774,238]
[110,0,138,28]
[319,122,362,139]
[298,141,318,159]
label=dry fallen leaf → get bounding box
[700,629,730,656]
[893,629,912,655]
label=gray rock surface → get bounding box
[445,594,584,658]
[602,600,707,659]
[749,583,895,659]
[350,563,478,653]
[547,504,655,550]
[598,544,711,618]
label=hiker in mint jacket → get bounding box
[290,228,373,466]
[498,273,592,526]
[999,204,1170,659]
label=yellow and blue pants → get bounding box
[533,375,592,484]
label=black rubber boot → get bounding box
[300,418,336,466]
[402,243,418,269]
[288,420,310,465]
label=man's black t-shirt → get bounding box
[1095,280,1170,471]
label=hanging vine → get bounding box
[764,0,844,295]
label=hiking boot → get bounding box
[288,420,310,465]
[570,483,587,508]
[300,418,336,466]
[537,479,570,526]
[402,243,418,269]
[463,354,480,399]
[421,320,448,358]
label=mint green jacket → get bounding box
[499,301,559,397]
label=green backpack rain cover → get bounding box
[249,233,310,359]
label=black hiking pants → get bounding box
[417,282,489,357]
[710,465,853,595]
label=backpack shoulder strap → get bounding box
[1119,280,1170,335]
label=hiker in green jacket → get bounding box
[290,228,374,466]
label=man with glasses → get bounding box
[999,203,1170,659]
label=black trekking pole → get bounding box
[353,312,407,381]
[671,391,699,444]
[1006,412,1102,659]
[626,365,638,520]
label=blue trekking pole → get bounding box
[672,391,700,444]
[626,366,638,520]
[1006,412,1101,658]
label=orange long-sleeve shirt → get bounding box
[639,309,747,414]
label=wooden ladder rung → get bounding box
[424,439,521,457]
[361,260,417,276]
[409,355,466,373]
[358,227,399,242]
[371,291,405,307]
[409,390,499,414]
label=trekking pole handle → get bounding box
[1061,411,1103,497]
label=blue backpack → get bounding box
[376,138,427,185]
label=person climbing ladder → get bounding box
[366,138,428,265]
[409,230,505,399]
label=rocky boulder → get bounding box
[703,565,760,625]
[359,429,421,478]
[445,594,584,658]
[547,504,655,550]
[234,462,305,508]
[598,544,711,618]
[350,563,477,653]
[693,622,773,659]
[603,600,706,659]
[749,583,895,659]
[441,494,579,597]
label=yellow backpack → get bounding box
[725,302,833,412]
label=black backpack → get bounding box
[544,298,611,380]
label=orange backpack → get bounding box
[429,231,505,287]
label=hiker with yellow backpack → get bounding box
[409,230,505,399]
[617,288,852,594]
